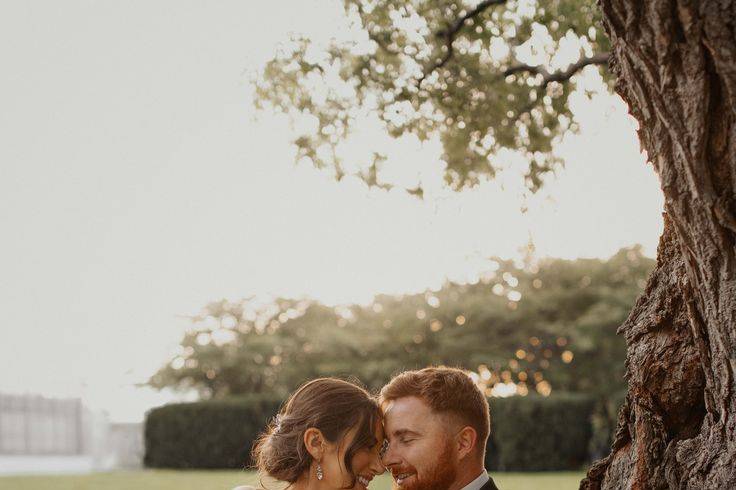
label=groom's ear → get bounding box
[304,427,325,460]
[455,426,478,460]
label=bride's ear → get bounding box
[304,427,325,460]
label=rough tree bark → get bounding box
[581,1,736,489]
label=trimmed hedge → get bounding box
[589,390,627,461]
[144,394,282,469]
[145,392,595,470]
[486,393,596,471]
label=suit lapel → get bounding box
[479,477,499,490]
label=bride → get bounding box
[238,377,385,490]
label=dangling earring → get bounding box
[316,462,324,480]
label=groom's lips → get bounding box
[392,471,415,486]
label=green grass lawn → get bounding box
[0,470,584,490]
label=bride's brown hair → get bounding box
[252,378,381,485]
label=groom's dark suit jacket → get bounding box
[480,477,499,490]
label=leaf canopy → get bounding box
[255,0,610,192]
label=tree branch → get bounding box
[509,52,610,123]
[416,0,508,88]
[503,52,610,83]
[369,32,401,56]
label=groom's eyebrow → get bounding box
[392,428,422,438]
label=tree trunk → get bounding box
[581,1,736,488]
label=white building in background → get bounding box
[0,393,143,475]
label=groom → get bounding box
[380,366,499,490]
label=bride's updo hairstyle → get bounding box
[252,378,381,485]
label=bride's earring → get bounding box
[316,462,324,480]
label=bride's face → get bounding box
[320,420,386,490]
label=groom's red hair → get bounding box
[380,366,490,456]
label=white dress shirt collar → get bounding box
[460,469,490,490]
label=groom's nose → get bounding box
[380,441,399,468]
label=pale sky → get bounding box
[0,0,663,421]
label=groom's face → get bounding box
[381,396,458,490]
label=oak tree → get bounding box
[256,1,736,487]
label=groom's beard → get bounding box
[392,441,457,490]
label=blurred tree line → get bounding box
[149,246,652,405]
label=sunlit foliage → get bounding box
[255,0,610,192]
[149,246,651,400]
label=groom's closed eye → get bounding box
[391,429,421,444]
